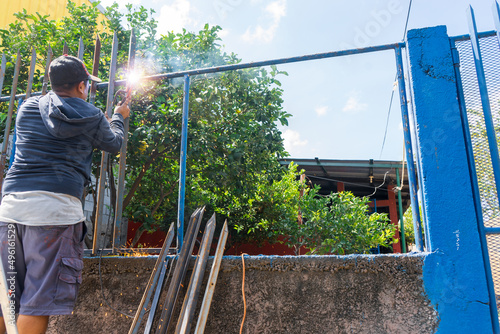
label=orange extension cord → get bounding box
[239,253,248,334]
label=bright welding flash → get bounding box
[126,71,140,99]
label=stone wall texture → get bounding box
[47,254,438,334]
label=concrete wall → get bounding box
[47,255,437,334]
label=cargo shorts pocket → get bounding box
[55,257,83,305]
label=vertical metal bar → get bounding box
[451,40,500,333]
[0,51,22,193]
[0,54,7,97]
[396,168,407,253]
[63,42,69,55]
[92,32,118,255]
[395,46,423,252]
[156,207,204,334]
[175,216,216,334]
[128,223,175,334]
[493,1,500,45]
[89,35,101,105]
[41,46,52,96]
[144,259,170,334]
[194,220,229,334]
[78,37,84,60]
[177,74,191,251]
[113,30,136,252]
[468,6,500,209]
[25,48,36,99]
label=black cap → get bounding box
[49,55,102,86]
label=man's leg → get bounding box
[17,315,48,334]
[0,317,5,333]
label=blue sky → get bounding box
[100,0,497,161]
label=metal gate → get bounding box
[452,4,500,332]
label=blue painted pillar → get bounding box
[407,26,493,333]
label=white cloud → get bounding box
[315,106,328,116]
[242,0,286,43]
[218,28,230,39]
[282,129,308,153]
[342,92,368,114]
[157,0,192,35]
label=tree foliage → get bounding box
[0,1,398,254]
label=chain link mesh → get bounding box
[456,35,500,317]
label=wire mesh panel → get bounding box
[456,35,500,307]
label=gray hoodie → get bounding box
[2,91,124,200]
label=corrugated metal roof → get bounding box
[280,157,412,210]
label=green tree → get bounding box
[0,1,291,246]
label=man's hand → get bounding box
[114,98,131,119]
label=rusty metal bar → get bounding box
[92,32,118,255]
[25,48,37,99]
[41,46,52,96]
[155,207,204,334]
[78,37,84,60]
[175,215,216,334]
[63,42,69,55]
[194,220,228,334]
[89,35,101,105]
[128,223,175,334]
[113,30,136,252]
[0,51,22,193]
[0,54,6,98]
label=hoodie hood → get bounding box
[39,91,103,138]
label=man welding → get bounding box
[0,55,130,333]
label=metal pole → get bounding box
[113,30,136,252]
[93,32,118,255]
[0,54,6,97]
[25,48,37,100]
[77,37,84,60]
[396,168,407,253]
[194,220,229,334]
[41,46,52,96]
[177,74,191,251]
[468,6,500,210]
[128,223,175,334]
[156,208,204,334]
[0,51,21,194]
[451,38,500,333]
[144,259,170,334]
[394,46,423,252]
[175,215,216,334]
[89,35,101,105]
[0,41,408,102]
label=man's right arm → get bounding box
[91,103,130,154]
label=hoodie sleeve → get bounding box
[90,113,125,154]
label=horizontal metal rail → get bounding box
[0,42,406,102]
[450,30,497,42]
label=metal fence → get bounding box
[0,25,425,256]
[452,3,500,332]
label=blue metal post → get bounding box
[177,74,191,251]
[451,39,500,333]
[468,6,500,209]
[394,46,424,252]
